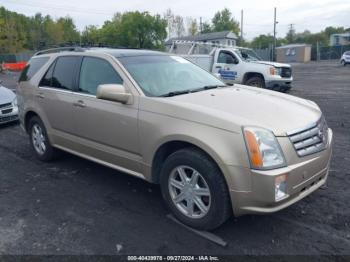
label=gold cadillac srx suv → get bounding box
[17,47,333,230]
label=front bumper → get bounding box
[265,79,292,91]
[230,128,333,216]
[0,106,19,124]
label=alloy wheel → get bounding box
[32,124,46,155]
[168,165,211,219]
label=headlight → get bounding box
[243,127,286,170]
[12,97,18,107]
[269,67,281,76]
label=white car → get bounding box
[0,81,19,124]
[340,51,350,66]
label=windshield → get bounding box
[235,48,262,61]
[118,55,225,97]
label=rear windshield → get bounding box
[118,55,224,97]
[19,57,49,82]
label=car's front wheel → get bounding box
[341,60,346,66]
[28,116,57,161]
[160,148,232,230]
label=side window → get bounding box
[39,62,55,87]
[218,51,238,64]
[78,57,123,95]
[51,56,80,90]
[18,57,49,82]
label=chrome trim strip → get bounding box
[38,86,74,94]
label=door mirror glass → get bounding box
[96,84,132,104]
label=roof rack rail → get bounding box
[34,46,85,56]
[168,40,252,55]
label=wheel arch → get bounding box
[151,138,226,185]
[24,110,40,133]
[243,72,265,84]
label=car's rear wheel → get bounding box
[245,76,265,88]
[28,116,57,161]
[160,148,232,230]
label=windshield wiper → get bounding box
[159,90,192,97]
[203,85,225,89]
[191,85,227,93]
[159,85,227,97]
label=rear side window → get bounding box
[39,56,80,90]
[39,62,55,87]
[18,57,49,82]
[52,56,80,90]
[78,57,123,95]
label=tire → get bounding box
[245,76,265,88]
[341,60,346,67]
[160,148,232,230]
[28,116,57,161]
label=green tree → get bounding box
[188,19,198,36]
[211,8,239,35]
[57,16,80,44]
[81,25,100,46]
[201,22,212,33]
[100,11,167,49]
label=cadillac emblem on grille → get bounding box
[318,129,324,142]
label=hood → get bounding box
[142,85,321,136]
[251,60,291,68]
[0,85,16,105]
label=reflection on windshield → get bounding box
[118,55,225,97]
[235,49,262,61]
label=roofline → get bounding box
[34,46,85,56]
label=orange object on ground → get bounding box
[1,61,27,71]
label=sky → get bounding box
[1,0,349,40]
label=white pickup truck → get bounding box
[168,42,293,92]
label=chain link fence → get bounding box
[312,44,350,61]
[0,51,34,63]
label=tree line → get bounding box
[249,26,350,49]
[0,5,348,54]
[0,6,240,54]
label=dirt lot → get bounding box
[0,61,349,256]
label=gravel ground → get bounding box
[0,61,349,256]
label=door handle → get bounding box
[36,93,45,99]
[215,66,222,69]
[73,100,86,108]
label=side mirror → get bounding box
[96,84,132,104]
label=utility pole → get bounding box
[288,23,295,42]
[272,7,277,61]
[200,17,203,34]
[240,9,244,43]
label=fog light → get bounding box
[275,174,288,201]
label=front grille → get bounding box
[0,103,11,109]
[288,117,328,157]
[280,67,292,78]
[1,108,12,114]
[0,115,18,123]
